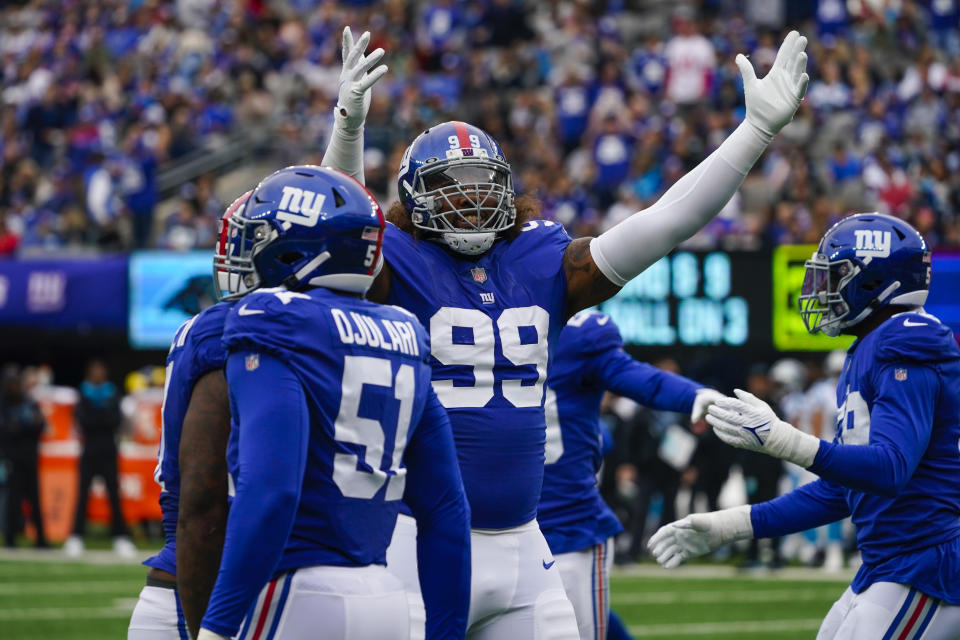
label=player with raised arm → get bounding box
[648,214,960,639]
[195,165,470,640]
[323,26,809,638]
[541,310,725,640]
[127,192,251,640]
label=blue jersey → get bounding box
[753,311,960,603]
[203,286,469,638]
[384,220,571,529]
[144,302,232,575]
[539,312,701,554]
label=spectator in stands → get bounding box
[0,365,48,548]
[64,360,135,558]
[0,0,958,254]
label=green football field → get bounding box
[0,551,850,639]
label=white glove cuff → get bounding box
[321,108,365,183]
[716,504,754,543]
[768,423,821,468]
[716,121,774,175]
[197,628,229,640]
[333,106,364,136]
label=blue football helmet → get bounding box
[397,120,515,255]
[799,213,931,337]
[215,165,385,299]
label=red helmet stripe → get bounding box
[452,121,471,149]
[217,190,253,259]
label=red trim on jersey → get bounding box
[250,578,278,640]
[897,593,928,640]
[452,121,471,149]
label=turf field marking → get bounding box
[612,564,854,581]
[0,580,144,595]
[0,601,137,621]
[611,587,840,605]
[628,617,824,636]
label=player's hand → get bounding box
[706,389,819,467]
[647,506,753,569]
[336,26,388,131]
[691,388,725,422]
[196,628,229,640]
[738,30,809,139]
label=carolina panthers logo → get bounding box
[853,229,891,261]
[277,186,325,229]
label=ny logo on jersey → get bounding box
[853,229,891,260]
[277,186,325,229]
[480,292,495,305]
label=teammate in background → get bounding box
[541,311,724,640]
[649,214,960,638]
[128,192,252,639]
[195,166,470,640]
[323,25,809,637]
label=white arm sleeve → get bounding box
[320,110,365,184]
[590,121,772,286]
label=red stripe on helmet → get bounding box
[452,121,471,149]
[217,190,253,260]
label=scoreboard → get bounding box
[596,250,772,349]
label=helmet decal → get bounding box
[798,213,930,336]
[215,165,384,300]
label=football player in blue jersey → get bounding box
[195,165,470,640]
[322,26,810,638]
[127,191,252,640]
[649,214,960,639]
[542,310,724,640]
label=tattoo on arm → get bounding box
[176,369,231,639]
[562,237,621,318]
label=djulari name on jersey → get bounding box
[330,307,421,356]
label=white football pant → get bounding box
[555,538,613,640]
[818,582,960,640]
[234,565,408,640]
[386,516,579,639]
[128,585,187,640]
[386,514,426,640]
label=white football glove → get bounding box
[691,388,725,423]
[706,389,820,467]
[739,30,809,139]
[196,628,229,640]
[648,505,753,569]
[335,26,388,131]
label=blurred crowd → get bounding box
[0,0,959,255]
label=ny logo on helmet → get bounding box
[277,186,325,229]
[854,229,891,260]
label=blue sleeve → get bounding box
[808,362,938,497]
[593,348,701,414]
[751,479,851,538]
[201,351,308,638]
[190,330,227,376]
[402,388,471,640]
